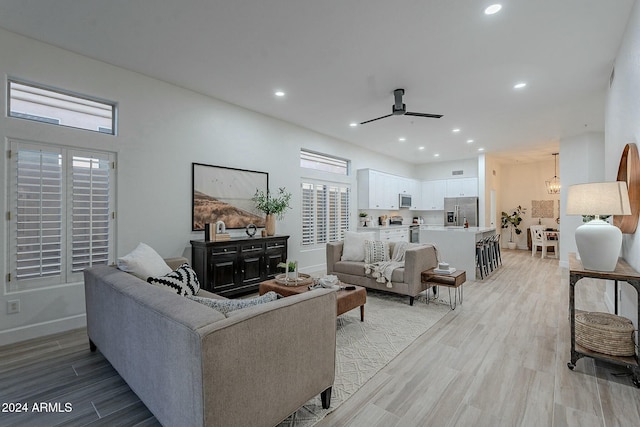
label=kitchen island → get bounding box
[419,226,497,280]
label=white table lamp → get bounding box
[566,181,631,271]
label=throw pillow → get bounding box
[117,242,172,280]
[186,291,280,317]
[364,240,389,264]
[341,231,375,262]
[147,263,200,296]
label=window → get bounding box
[300,149,349,175]
[8,140,116,289]
[301,181,350,247]
[8,79,117,135]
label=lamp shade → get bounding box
[566,181,631,216]
[566,181,631,271]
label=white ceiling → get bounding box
[0,0,634,164]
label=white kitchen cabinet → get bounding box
[379,227,409,242]
[358,169,404,210]
[420,180,447,210]
[357,226,409,242]
[446,177,478,197]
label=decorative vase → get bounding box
[265,214,276,236]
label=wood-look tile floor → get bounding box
[317,249,640,427]
[0,250,638,427]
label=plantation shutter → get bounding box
[301,183,315,245]
[301,180,350,247]
[70,153,112,274]
[9,140,115,289]
[14,147,63,281]
[315,184,328,244]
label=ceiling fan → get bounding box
[359,88,443,125]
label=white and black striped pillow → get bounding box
[364,240,389,264]
[147,263,200,296]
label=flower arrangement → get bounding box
[252,187,292,220]
[501,205,526,242]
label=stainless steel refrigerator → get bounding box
[444,197,479,227]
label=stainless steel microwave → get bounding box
[399,194,412,208]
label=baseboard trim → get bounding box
[0,314,87,347]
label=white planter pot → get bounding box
[507,242,517,250]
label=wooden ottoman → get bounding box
[259,279,366,321]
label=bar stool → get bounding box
[492,234,502,267]
[476,240,488,279]
[483,236,495,273]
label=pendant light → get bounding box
[546,153,560,194]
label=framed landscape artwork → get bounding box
[192,163,268,231]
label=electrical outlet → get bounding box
[7,299,20,314]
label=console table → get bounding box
[191,235,288,297]
[567,253,640,387]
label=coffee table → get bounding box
[259,279,366,321]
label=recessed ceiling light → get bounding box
[349,122,358,127]
[467,139,474,144]
[418,146,425,150]
[434,153,440,157]
[485,4,502,15]
[399,137,406,142]
[513,82,527,89]
[274,91,285,97]
[452,128,461,133]
[478,147,485,152]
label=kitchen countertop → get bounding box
[419,226,496,233]
[357,224,410,230]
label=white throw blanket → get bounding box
[364,242,441,288]
[365,241,410,288]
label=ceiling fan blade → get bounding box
[360,114,393,125]
[405,111,443,119]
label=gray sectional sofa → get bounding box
[84,258,337,427]
[326,241,438,305]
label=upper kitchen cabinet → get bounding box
[358,169,393,209]
[420,179,447,210]
[445,177,478,197]
[358,169,419,210]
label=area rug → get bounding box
[276,290,451,426]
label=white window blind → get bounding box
[15,148,63,280]
[70,155,111,273]
[300,149,349,175]
[8,79,116,135]
[8,140,115,288]
[301,181,350,247]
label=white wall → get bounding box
[0,28,411,344]
[412,158,478,181]
[499,159,561,249]
[558,132,605,268]
[604,0,640,331]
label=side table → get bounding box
[568,253,640,387]
[421,269,466,310]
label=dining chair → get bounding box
[530,225,558,259]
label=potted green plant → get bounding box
[252,187,292,236]
[277,261,298,280]
[501,205,526,249]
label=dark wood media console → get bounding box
[191,235,288,297]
